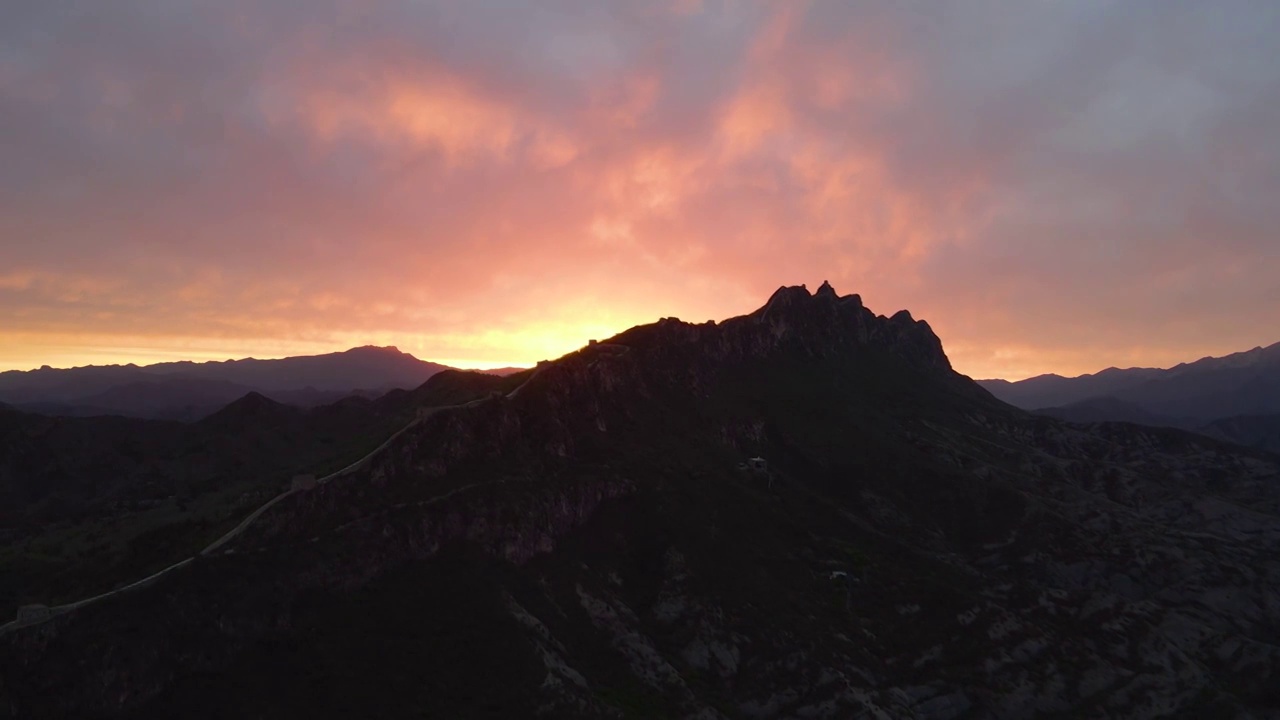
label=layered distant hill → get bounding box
[0,346,516,421]
[1200,413,1280,454]
[979,342,1280,450]
[978,342,1280,420]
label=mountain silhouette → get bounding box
[980,342,1280,425]
[2,285,1278,718]
[0,346,455,420]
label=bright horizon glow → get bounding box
[0,347,534,375]
[0,331,601,375]
[3,3,1278,382]
[1,305,1267,381]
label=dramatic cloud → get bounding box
[2,0,1278,377]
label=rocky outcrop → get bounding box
[616,283,953,375]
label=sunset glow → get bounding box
[3,2,1278,379]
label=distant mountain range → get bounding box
[0,347,523,421]
[978,342,1280,451]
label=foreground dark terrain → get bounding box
[2,284,1279,718]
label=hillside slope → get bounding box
[0,381,442,621]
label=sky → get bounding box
[2,1,1278,380]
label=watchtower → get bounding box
[16,604,51,625]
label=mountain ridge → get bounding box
[978,341,1280,386]
[0,346,458,421]
[3,284,1279,718]
[978,340,1280,424]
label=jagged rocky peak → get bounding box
[578,283,953,399]
[733,283,952,372]
[759,283,813,313]
[754,281,865,315]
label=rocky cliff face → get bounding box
[2,285,1278,719]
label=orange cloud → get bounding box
[282,66,579,171]
[718,83,791,157]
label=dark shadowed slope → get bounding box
[0,369,525,623]
[3,283,1279,719]
[0,386,428,621]
[1201,413,1280,454]
[1032,396,1195,429]
[58,377,264,422]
